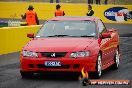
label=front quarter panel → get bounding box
[85,39,100,58]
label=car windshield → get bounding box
[36,20,96,38]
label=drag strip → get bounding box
[105,23,132,37]
[0,23,132,88]
[0,37,132,88]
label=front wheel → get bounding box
[92,53,102,79]
[112,49,120,69]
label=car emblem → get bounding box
[51,53,55,57]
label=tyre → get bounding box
[20,70,33,78]
[92,53,102,79]
[112,49,120,69]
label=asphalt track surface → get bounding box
[0,24,132,88]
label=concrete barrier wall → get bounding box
[0,2,132,55]
[0,25,41,55]
[0,2,132,24]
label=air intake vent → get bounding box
[41,52,67,58]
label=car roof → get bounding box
[50,16,100,21]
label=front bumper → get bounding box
[20,55,97,73]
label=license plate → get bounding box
[45,61,61,66]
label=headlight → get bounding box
[70,51,90,58]
[22,50,38,57]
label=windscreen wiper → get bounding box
[80,35,94,37]
[47,35,72,37]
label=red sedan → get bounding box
[20,16,120,78]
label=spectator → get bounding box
[56,0,60,3]
[50,0,60,3]
[86,5,94,16]
[105,0,108,4]
[88,0,93,4]
[88,0,91,4]
[21,5,39,25]
[50,0,53,3]
[55,4,65,16]
[91,0,93,4]
[95,0,101,5]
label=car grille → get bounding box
[41,52,67,58]
[37,64,70,69]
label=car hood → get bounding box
[23,38,97,52]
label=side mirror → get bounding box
[108,29,117,32]
[27,33,34,38]
[100,32,111,39]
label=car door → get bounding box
[107,28,119,62]
[97,20,112,67]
